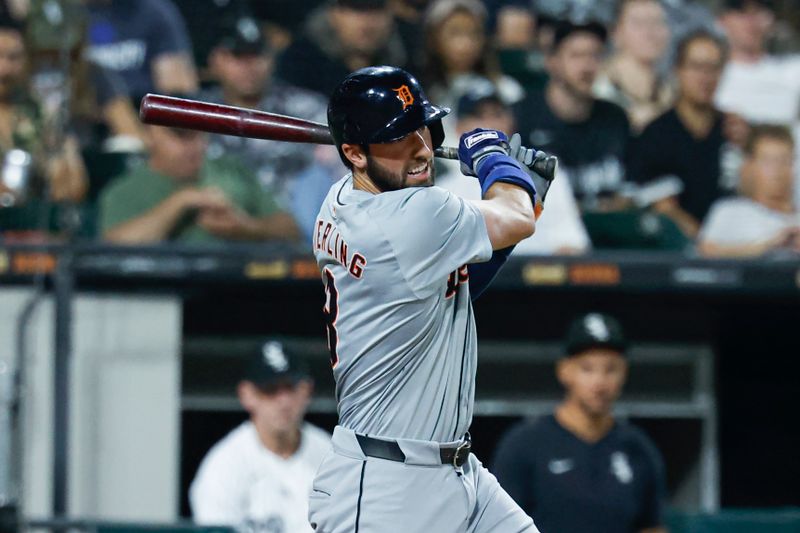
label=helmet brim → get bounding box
[368,104,450,144]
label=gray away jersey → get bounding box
[313,175,493,443]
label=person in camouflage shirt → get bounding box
[0,15,87,206]
[201,16,342,243]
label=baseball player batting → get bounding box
[309,66,542,533]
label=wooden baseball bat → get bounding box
[139,94,334,144]
[138,94,557,181]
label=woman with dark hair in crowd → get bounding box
[420,0,523,140]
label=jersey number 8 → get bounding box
[322,268,339,368]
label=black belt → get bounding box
[355,433,472,467]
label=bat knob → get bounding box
[531,153,558,181]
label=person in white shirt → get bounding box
[699,124,800,257]
[435,80,591,255]
[714,0,800,209]
[714,0,800,126]
[190,340,331,533]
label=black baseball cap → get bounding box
[244,339,310,390]
[456,82,506,118]
[216,16,268,55]
[565,313,627,356]
[551,20,608,51]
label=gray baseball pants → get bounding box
[308,426,539,533]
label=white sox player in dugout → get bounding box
[308,66,544,533]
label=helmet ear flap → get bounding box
[429,119,445,150]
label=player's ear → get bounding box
[342,143,368,171]
[237,381,257,411]
[618,357,629,384]
[297,379,314,405]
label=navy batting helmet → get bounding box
[328,66,449,166]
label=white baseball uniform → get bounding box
[190,421,331,533]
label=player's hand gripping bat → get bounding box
[139,94,557,212]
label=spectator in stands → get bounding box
[628,31,736,239]
[23,0,145,153]
[203,16,341,243]
[0,15,87,206]
[190,339,331,533]
[275,0,405,97]
[493,312,667,533]
[715,0,800,127]
[99,120,299,244]
[420,0,524,125]
[492,2,548,93]
[170,0,251,76]
[436,80,590,255]
[514,20,631,212]
[594,0,673,132]
[387,0,430,75]
[85,0,198,104]
[659,0,718,64]
[0,0,24,21]
[493,2,536,52]
[699,125,800,257]
[716,0,800,212]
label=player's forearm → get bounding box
[477,182,535,249]
[104,195,187,244]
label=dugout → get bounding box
[0,243,798,530]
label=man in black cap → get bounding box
[513,21,632,213]
[492,313,667,533]
[190,340,331,533]
[202,16,341,243]
[275,0,407,96]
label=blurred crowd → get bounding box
[0,0,799,258]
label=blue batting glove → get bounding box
[458,129,538,203]
[457,129,510,178]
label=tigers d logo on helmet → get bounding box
[393,85,415,109]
